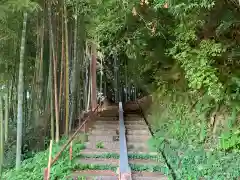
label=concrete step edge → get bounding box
[76,158,160,166]
[80,149,157,155]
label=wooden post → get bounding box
[69,141,73,161]
[84,123,86,134]
[164,3,168,8]
[91,43,97,110]
[44,140,53,180]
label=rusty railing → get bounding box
[43,104,101,180]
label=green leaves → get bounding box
[3,140,85,180]
[2,0,39,13]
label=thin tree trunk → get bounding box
[5,91,9,142]
[84,48,89,110]
[91,43,97,109]
[69,6,78,132]
[59,11,64,111]
[64,2,70,135]
[47,49,54,141]
[86,49,91,111]
[39,11,45,115]
[16,12,27,170]
[0,97,3,176]
[48,1,60,142]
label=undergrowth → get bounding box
[3,137,85,180]
[147,91,240,179]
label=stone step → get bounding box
[92,124,148,131]
[125,124,148,130]
[85,142,149,151]
[126,135,151,142]
[87,134,150,142]
[70,171,167,180]
[99,110,118,117]
[70,170,118,180]
[132,172,168,180]
[77,158,159,166]
[124,113,143,118]
[125,119,145,122]
[80,148,157,156]
[126,129,151,136]
[95,120,146,125]
[124,116,144,120]
[90,129,118,136]
[80,148,119,155]
[87,135,118,142]
[95,117,118,121]
[93,124,118,130]
[91,129,150,136]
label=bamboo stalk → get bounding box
[16,12,28,170]
[0,97,3,176]
[48,1,60,142]
[64,1,70,135]
[46,140,53,180]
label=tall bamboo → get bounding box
[69,6,78,132]
[64,1,70,135]
[47,49,54,141]
[5,93,9,142]
[0,97,3,176]
[59,9,65,111]
[48,1,60,142]
[16,12,28,169]
[91,43,97,109]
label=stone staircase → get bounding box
[70,104,168,180]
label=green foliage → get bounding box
[219,128,240,151]
[1,0,240,177]
[149,136,240,179]
[169,39,225,100]
[148,89,240,179]
[3,138,85,180]
[149,90,211,146]
[96,141,104,149]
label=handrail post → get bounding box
[69,141,73,161]
[119,102,132,180]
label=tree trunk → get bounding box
[91,43,97,109]
[64,2,70,135]
[47,49,54,141]
[48,1,60,142]
[5,92,9,142]
[69,6,78,132]
[16,12,27,170]
[0,97,3,176]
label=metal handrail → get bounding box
[44,104,101,180]
[119,102,132,180]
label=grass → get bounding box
[96,141,104,149]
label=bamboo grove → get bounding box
[0,0,105,172]
[1,0,240,175]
